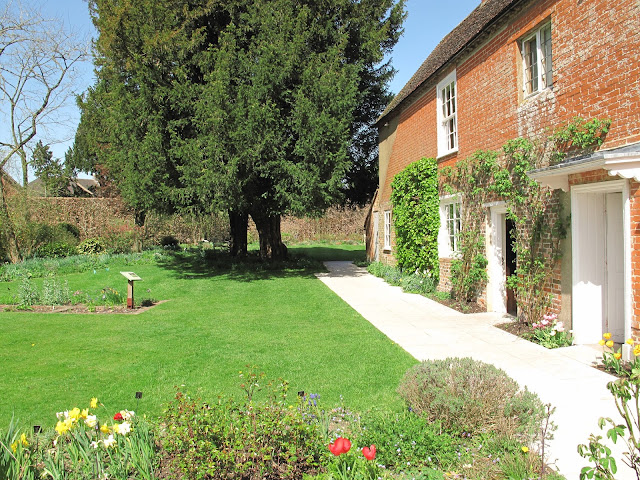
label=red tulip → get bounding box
[113,412,123,421]
[328,437,351,456]
[362,445,376,461]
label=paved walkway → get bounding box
[316,261,633,480]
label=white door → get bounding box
[606,192,624,341]
[487,205,507,313]
[572,190,625,343]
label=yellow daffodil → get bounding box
[521,446,529,453]
[634,344,640,357]
[606,340,614,348]
[599,340,606,346]
[55,421,70,435]
[90,397,98,409]
[627,338,635,346]
[614,352,622,360]
[604,332,612,340]
[100,423,110,434]
[81,408,89,419]
[69,407,81,421]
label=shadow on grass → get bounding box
[156,244,366,282]
[155,248,318,282]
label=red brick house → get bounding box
[366,0,640,345]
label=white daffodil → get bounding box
[102,435,116,448]
[85,415,98,428]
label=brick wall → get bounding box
[371,0,640,323]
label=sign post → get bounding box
[120,272,142,309]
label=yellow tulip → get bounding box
[599,340,606,346]
[606,340,614,348]
[10,441,17,453]
[634,345,640,357]
[614,352,622,360]
[20,433,28,447]
[90,398,98,409]
[627,338,635,346]
[604,332,612,340]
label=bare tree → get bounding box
[0,1,88,262]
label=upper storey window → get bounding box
[437,70,458,157]
[522,23,552,96]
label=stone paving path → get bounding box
[316,261,633,480]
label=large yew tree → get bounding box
[78,0,404,258]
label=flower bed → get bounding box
[0,365,565,480]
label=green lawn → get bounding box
[0,244,416,428]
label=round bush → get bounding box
[76,238,107,255]
[159,235,179,249]
[35,242,77,258]
[56,222,80,239]
[398,357,544,439]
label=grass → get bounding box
[0,243,416,428]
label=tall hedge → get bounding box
[390,157,440,282]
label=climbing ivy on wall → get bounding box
[390,157,440,283]
[441,117,609,324]
[440,151,498,303]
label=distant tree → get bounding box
[0,2,87,262]
[31,141,69,197]
[79,0,405,258]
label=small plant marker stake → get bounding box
[135,391,142,411]
[120,272,142,309]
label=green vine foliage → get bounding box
[390,157,440,283]
[441,117,607,323]
[495,138,568,325]
[440,151,498,302]
[550,116,611,165]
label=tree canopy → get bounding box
[77,0,405,257]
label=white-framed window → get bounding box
[438,196,461,257]
[522,23,552,96]
[437,70,458,157]
[383,210,392,250]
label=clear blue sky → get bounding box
[31,0,482,164]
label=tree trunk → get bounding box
[251,212,287,260]
[134,209,146,227]
[228,210,248,257]
[0,179,21,263]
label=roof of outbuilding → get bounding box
[378,0,523,124]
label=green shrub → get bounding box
[160,388,326,480]
[390,157,440,283]
[397,358,544,440]
[56,222,80,239]
[77,238,107,255]
[34,242,77,258]
[355,409,457,471]
[159,235,179,249]
[102,224,141,254]
[41,277,71,305]
[367,262,436,295]
[16,276,39,306]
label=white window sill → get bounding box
[436,148,458,160]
